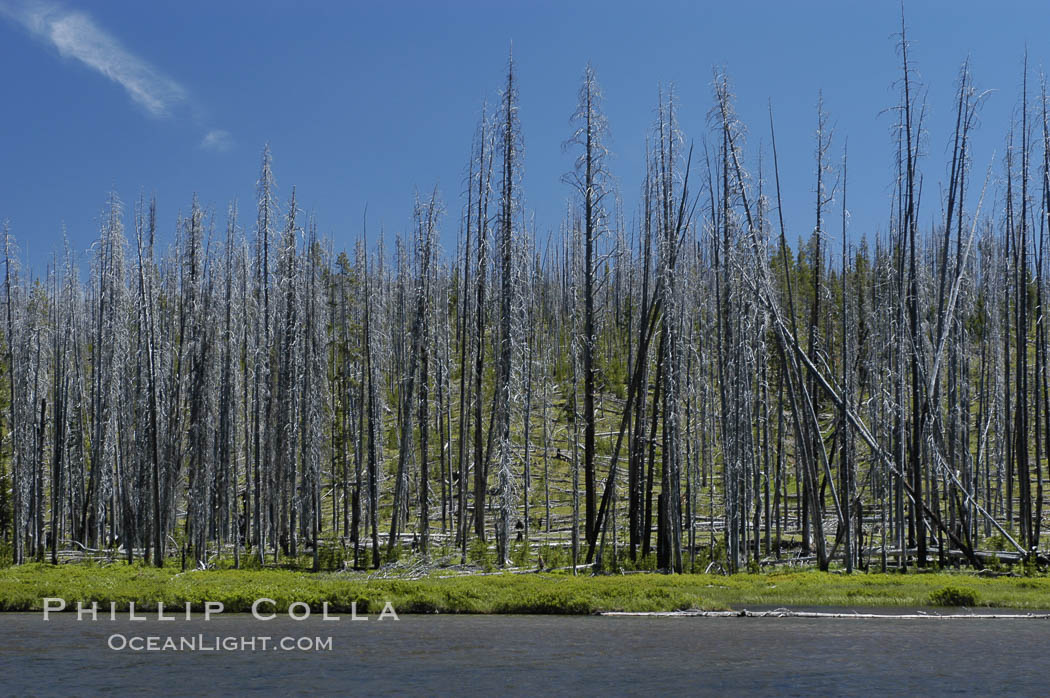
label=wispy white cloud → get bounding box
[1,0,187,117]
[200,129,233,152]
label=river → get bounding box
[1,611,1046,695]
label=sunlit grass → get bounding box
[2,564,1048,614]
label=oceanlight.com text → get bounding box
[107,634,334,652]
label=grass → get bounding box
[1,564,1048,614]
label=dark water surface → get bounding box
[1,611,1047,696]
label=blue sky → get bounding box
[1,1,1047,269]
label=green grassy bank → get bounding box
[2,564,1049,614]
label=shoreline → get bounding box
[600,608,1050,618]
[2,563,1050,615]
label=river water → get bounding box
[1,611,1047,695]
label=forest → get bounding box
[3,22,1049,578]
